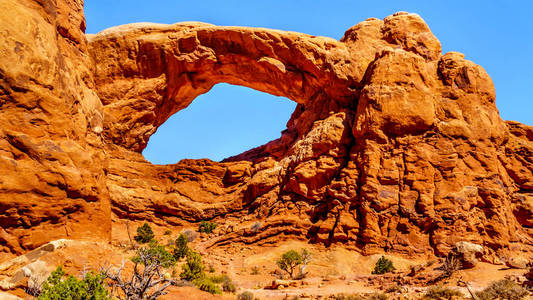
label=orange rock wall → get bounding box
[0,0,110,257]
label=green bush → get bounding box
[180,250,205,281]
[237,291,254,300]
[207,274,235,293]
[475,279,529,300]
[222,279,236,293]
[131,241,176,268]
[209,274,230,284]
[277,249,311,279]
[134,222,155,244]
[198,221,217,234]
[173,233,189,260]
[38,266,110,300]
[192,277,221,295]
[372,256,395,275]
[424,285,462,299]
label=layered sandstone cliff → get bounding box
[1,0,532,261]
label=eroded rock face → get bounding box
[1,1,532,260]
[0,0,110,258]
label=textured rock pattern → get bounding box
[0,0,110,259]
[1,1,532,260]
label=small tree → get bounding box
[38,266,110,300]
[277,249,312,279]
[134,222,155,244]
[173,233,189,260]
[180,250,205,281]
[372,256,395,274]
[297,249,312,279]
[104,241,176,300]
[198,221,217,234]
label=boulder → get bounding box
[451,242,484,269]
[505,256,530,269]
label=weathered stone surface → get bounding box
[0,2,532,262]
[450,241,483,269]
[0,0,110,260]
[506,256,529,269]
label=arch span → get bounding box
[88,22,358,152]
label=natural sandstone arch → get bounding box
[1,0,531,261]
[87,13,532,258]
[88,22,359,153]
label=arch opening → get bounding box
[142,83,296,164]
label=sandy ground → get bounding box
[1,221,530,299]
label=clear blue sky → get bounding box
[85,1,533,164]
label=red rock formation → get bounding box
[1,0,531,261]
[0,0,110,259]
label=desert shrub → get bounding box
[385,284,404,294]
[180,250,205,281]
[182,229,198,242]
[205,273,236,292]
[163,229,171,235]
[134,222,155,244]
[424,285,462,299]
[38,266,110,300]
[475,279,529,300]
[441,254,461,278]
[237,291,254,300]
[192,277,221,295]
[25,271,48,297]
[335,294,365,300]
[372,256,395,275]
[209,274,229,284]
[277,249,312,279]
[208,265,215,273]
[367,293,388,300]
[173,233,189,260]
[222,279,236,293]
[105,241,176,299]
[131,241,176,268]
[251,265,260,275]
[198,221,217,233]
